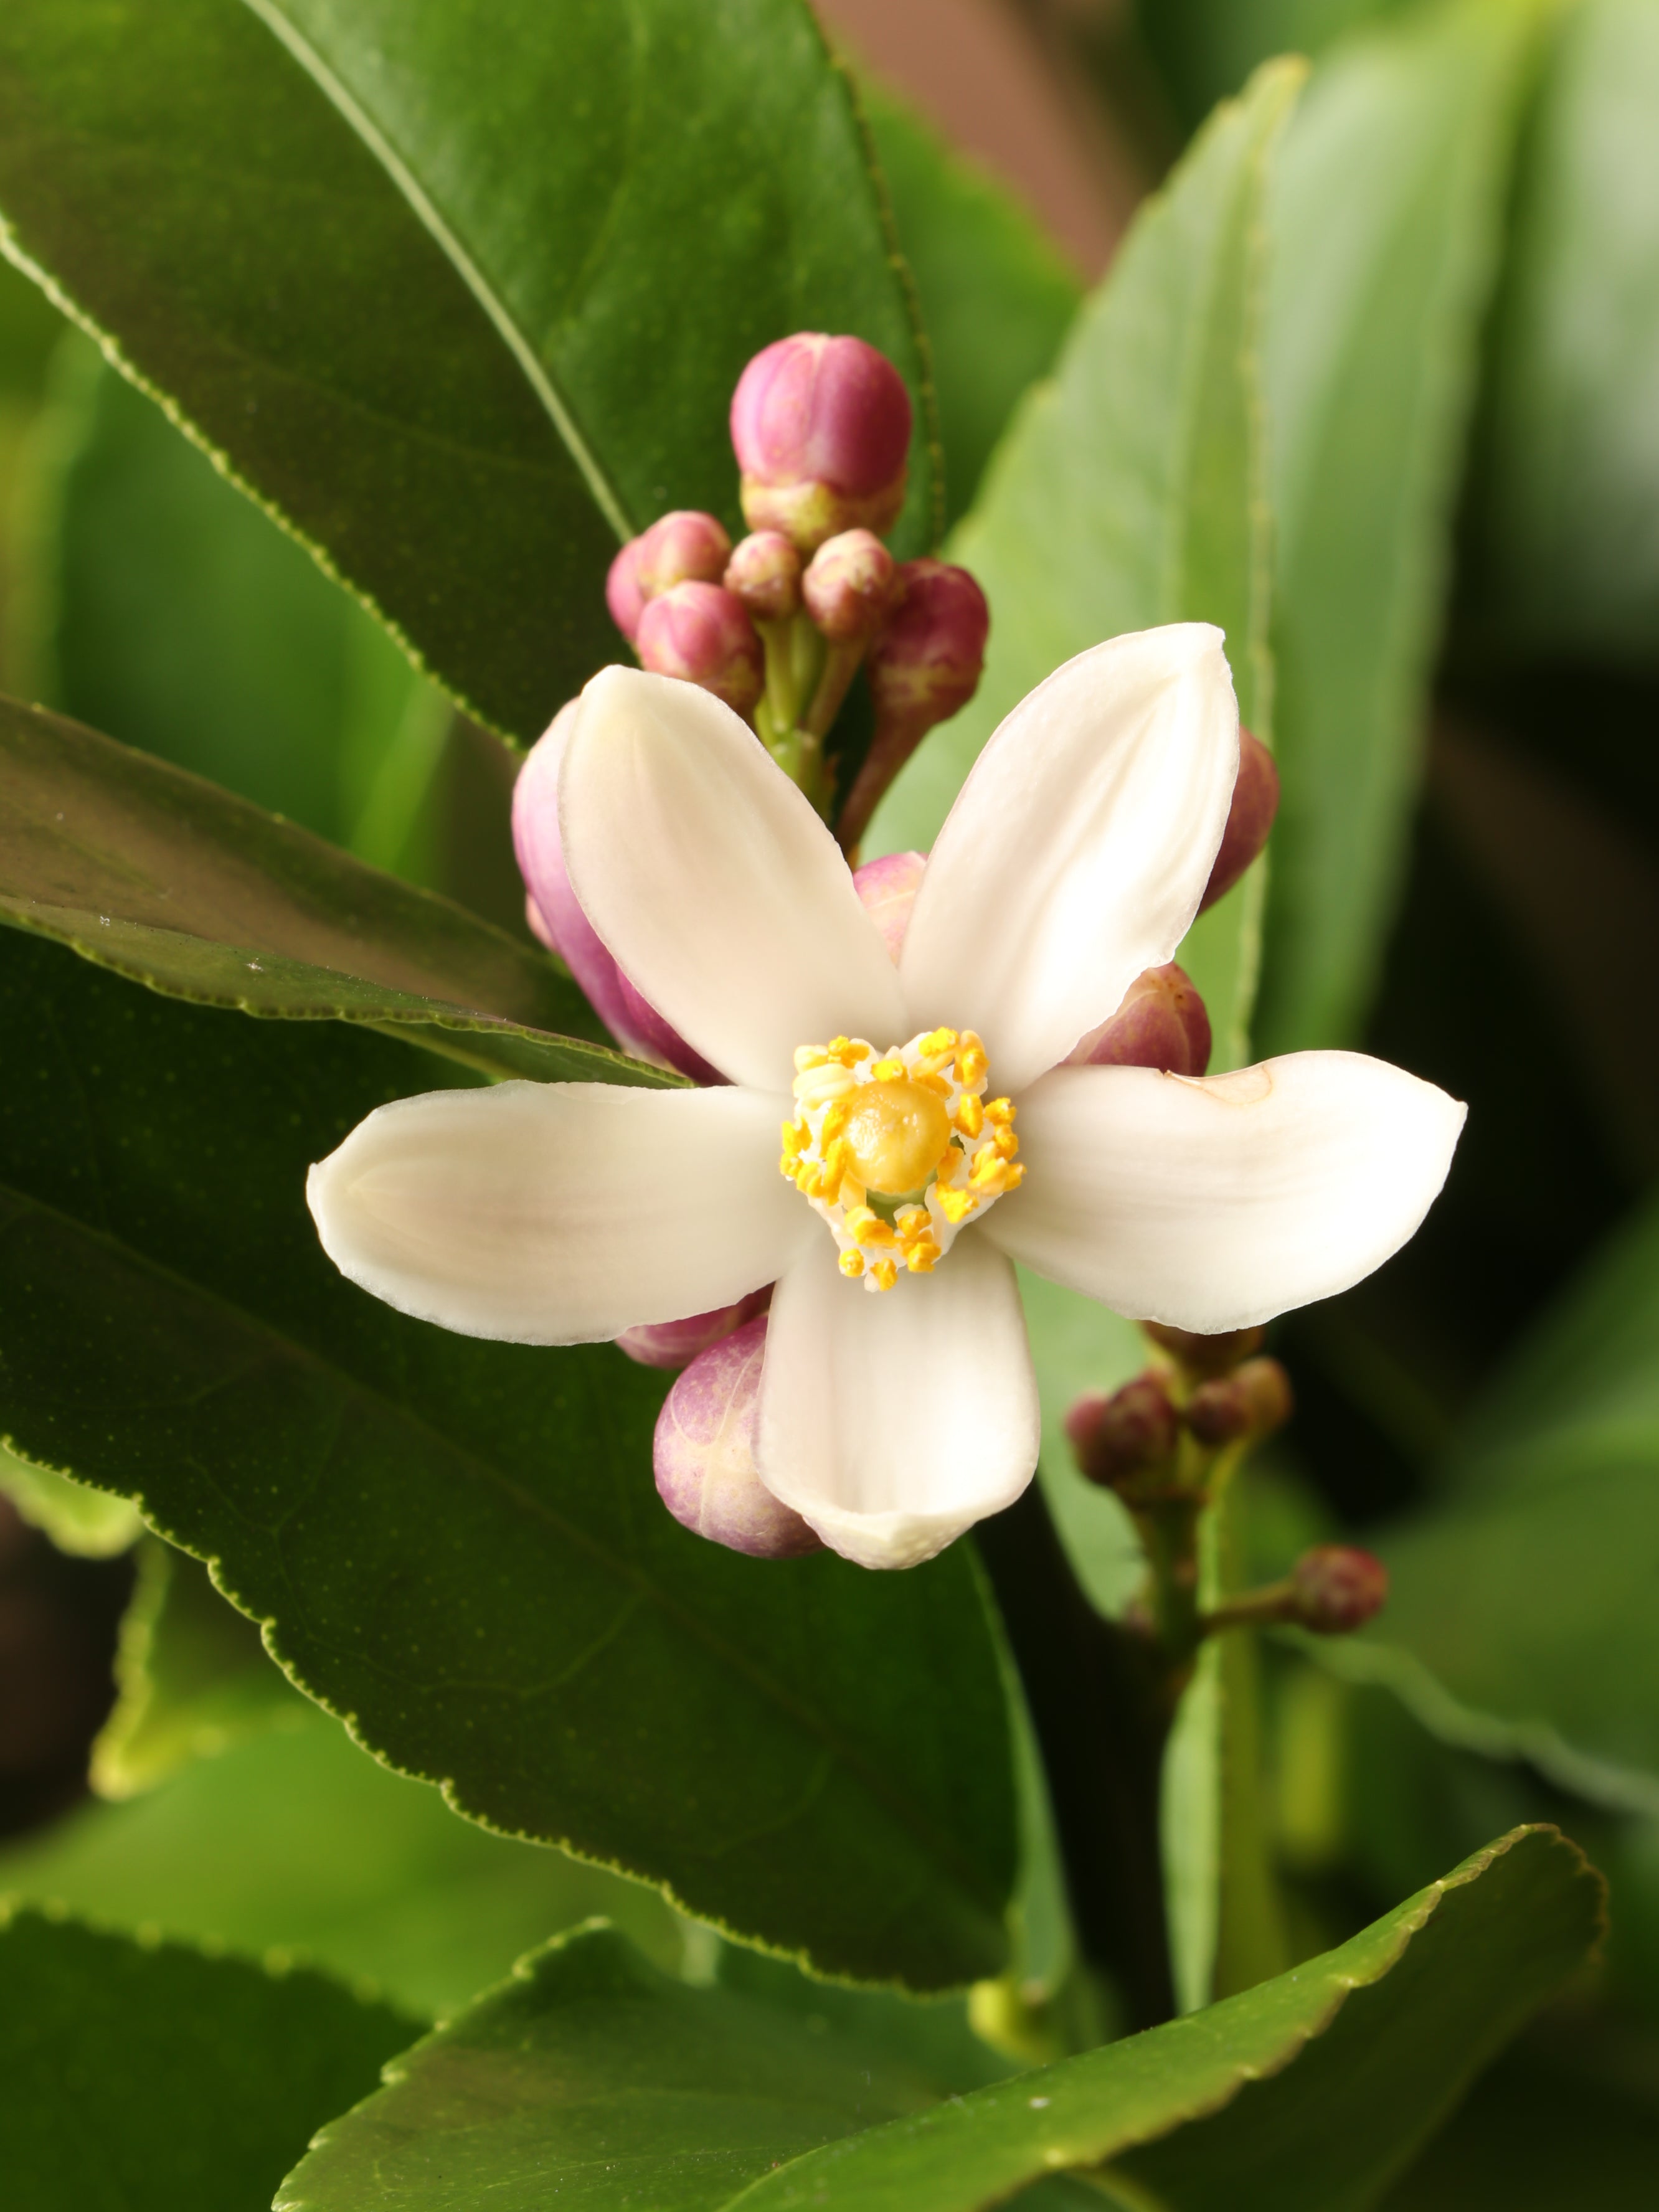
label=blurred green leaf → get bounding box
[1255,0,1550,1054]
[0,927,1018,1990]
[860,85,1082,533]
[0,1904,415,2212]
[0,1704,687,2019]
[0,1438,139,1556]
[280,1827,1602,2211]
[1135,0,1397,134]
[0,0,931,737]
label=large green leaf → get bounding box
[0,692,677,1086]
[0,1704,686,2018]
[0,925,1017,1989]
[1135,0,1396,134]
[280,1827,1601,2211]
[0,1904,415,2211]
[1254,0,1550,1053]
[0,0,930,737]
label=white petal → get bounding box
[757,1233,1040,1569]
[897,625,1239,1094]
[985,1054,1465,1332]
[308,1080,807,1344]
[560,667,906,1090]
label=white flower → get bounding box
[308,625,1463,1570]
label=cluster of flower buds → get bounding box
[1066,1325,1292,1503]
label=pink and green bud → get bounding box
[1184,1357,1293,1448]
[1290,1545,1388,1634]
[1199,727,1280,913]
[724,529,802,624]
[1066,962,1211,1077]
[853,849,927,965]
[636,582,765,717]
[1065,1375,1179,1491]
[730,333,912,551]
[802,529,896,643]
[606,510,732,644]
[837,562,988,850]
[653,1317,823,1558]
[616,1287,772,1373]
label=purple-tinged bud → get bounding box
[617,1287,772,1373]
[1067,963,1211,1076]
[1065,1375,1179,1491]
[853,849,927,965]
[731,333,912,551]
[1184,1358,1293,1448]
[837,563,989,851]
[802,529,896,643]
[1141,1321,1268,1378]
[606,511,732,645]
[1290,1545,1388,1634]
[512,701,721,1083]
[653,1317,823,1558]
[636,582,765,717]
[1199,728,1280,914]
[724,530,802,624]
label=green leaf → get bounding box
[1136,0,1396,135]
[0,1903,415,2211]
[278,1827,1602,2211]
[0,0,931,736]
[860,83,1082,534]
[90,1538,306,1798]
[1464,0,1659,663]
[0,692,676,1087]
[1253,0,1551,1053]
[0,1704,687,2020]
[1340,1187,1659,1814]
[0,925,1017,1990]
[0,1437,139,1556]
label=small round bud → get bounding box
[724,529,802,623]
[801,529,896,644]
[617,1287,771,1373]
[1067,963,1211,1076]
[853,849,927,965]
[1065,1376,1179,1490]
[865,561,988,735]
[1200,728,1280,913]
[636,582,765,716]
[1290,1545,1388,1634]
[1184,1358,1294,1447]
[1141,1321,1268,1378]
[653,1317,823,1558]
[732,333,912,551]
[606,511,732,644]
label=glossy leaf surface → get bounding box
[0,1904,415,2211]
[0,927,1016,1988]
[280,1827,1600,2211]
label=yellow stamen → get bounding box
[919,1027,959,1057]
[869,1056,905,1082]
[869,1257,899,1292]
[954,1094,984,1140]
[936,1185,978,1225]
[839,1249,866,1279]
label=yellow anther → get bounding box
[984,1097,1015,1125]
[970,1150,1012,1191]
[869,1056,905,1082]
[820,1098,852,1144]
[794,1045,829,1072]
[904,1241,940,1273]
[894,1205,930,1236]
[839,1248,866,1279]
[936,1184,978,1225]
[993,1125,1019,1161]
[870,1257,899,1292]
[956,1040,988,1087]
[846,1207,895,1248]
[826,1036,870,1066]
[954,1094,984,1140]
[919,1027,959,1057]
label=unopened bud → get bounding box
[836,562,989,851]
[1065,1375,1179,1490]
[802,529,896,643]
[853,849,926,965]
[1184,1357,1293,1447]
[653,1318,823,1558]
[606,511,732,644]
[731,332,912,551]
[1141,1321,1267,1377]
[1067,963,1211,1076]
[724,530,802,624]
[636,582,765,716]
[1290,1545,1388,1633]
[1199,728,1280,913]
[617,1287,772,1373]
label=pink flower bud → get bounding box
[1065,1375,1179,1491]
[1066,963,1212,1076]
[606,511,732,645]
[837,563,988,851]
[731,333,912,551]
[636,582,765,717]
[1199,727,1280,913]
[1142,1320,1269,1378]
[853,849,927,965]
[724,530,802,624]
[616,1286,772,1372]
[801,529,896,644]
[1290,1545,1388,1634]
[512,701,720,1083]
[653,1317,823,1558]
[1184,1357,1293,1447]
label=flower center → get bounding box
[780,1028,1023,1292]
